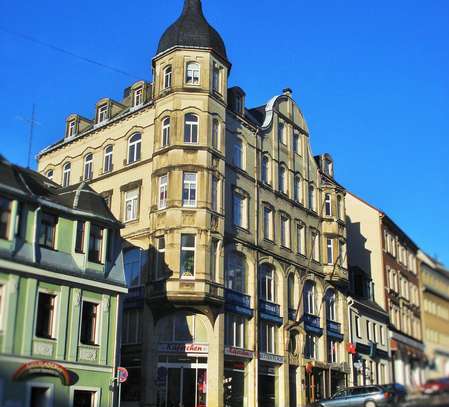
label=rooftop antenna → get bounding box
[16,104,39,168]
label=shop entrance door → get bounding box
[158,363,207,407]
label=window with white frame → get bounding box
[180,234,195,278]
[80,300,99,345]
[184,114,199,143]
[128,134,142,164]
[134,87,144,107]
[279,165,287,194]
[325,193,332,216]
[304,333,317,359]
[337,195,343,220]
[233,191,247,229]
[326,238,334,265]
[212,63,221,93]
[104,145,113,173]
[297,223,305,255]
[36,292,57,339]
[260,265,275,303]
[161,117,170,147]
[293,132,301,154]
[62,162,71,187]
[308,184,316,211]
[278,121,286,144]
[212,118,220,149]
[155,237,166,279]
[260,321,276,354]
[97,104,109,124]
[122,308,143,344]
[225,313,245,348]
[294,175,302,202]
[303,281,316,315]
[158,175,168,209]
[326,290,336,321]
[311,230,320,262]
[83,154,93,180]
[280,214,290,248]
[225,252,246,292]
[124,189,139,222]
[211,175,219,212]
[163,65,172,89]
[263,206,274,241]
[355,315,361,338]
[327,339,338,363]
[261,155,270,184]
[186,62,200,85]
[68,120,77,137]
[233,139,243,169]
[182,172,197,207]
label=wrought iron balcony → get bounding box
[259,300,282,325]
[327,319,344,341]
[225,288,253,317]
[302,313,323,336]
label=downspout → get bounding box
[254,127,260,407]
[347,297,354,387]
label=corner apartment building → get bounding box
[418,251,449,379]
[346,192,424,388]
[0,156,127,406]
[37,1,351,406]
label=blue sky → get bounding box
[1,0,448,264]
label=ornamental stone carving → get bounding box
[33,341,54,357]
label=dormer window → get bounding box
[324,157,333,177]
[235,94,243,115]
[163,66,172,89]
[67,120,77,138]
[97,104,109,124]
[186,62,200,85]
[133,87,144,107]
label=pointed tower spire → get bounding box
[157,0,227,60]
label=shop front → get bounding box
[258,353,283,407]
[224,347,253,407]
[305,364,326,404]
[156,344,209,407]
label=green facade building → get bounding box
[0,155,127,407]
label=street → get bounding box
[404,394,449,407]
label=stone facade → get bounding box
[37,1,351,406]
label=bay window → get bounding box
[158,174,168,209]
[180,234,195,278]
[186,62,200,85]
[184,114,199,143]
[162,117,170,147]
[163,65,172,89]
[182,172,197,207]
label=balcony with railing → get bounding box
[327,320,344,341]
[302,313,323,336]
[259,300,283,325]
[225,289,253,317]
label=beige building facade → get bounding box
[37,1,351,406]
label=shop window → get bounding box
[182,172,197,207]
[75,221,85,253]
[124,188,139,222]
[0,196,12,240]
[180,234,195,278]
[104,145,113,173]
[35,292,56,339]
[128,133,142,164]
[73,389,97,407]
[122,308,143,344]
[88,224,103,263]
[62,162,71,187]
[80,301,99,345]
[38,212,58,249]
[225,252,245,293]
[225,313,245,348]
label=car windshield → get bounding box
[332,390,346,399]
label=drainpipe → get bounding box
[347,297,354,387]
[254,128,260,407]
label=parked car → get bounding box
[313,386,395,407]
[381,383,407,403]
[421,377,449,395]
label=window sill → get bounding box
[234,225,250,234]
[123,219,139,225]
[79,342,99,347]
[280,245,292,252]
[35,335,57,342]
[263,238,275,244]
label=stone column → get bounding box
[207,312,224,407]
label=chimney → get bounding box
[283,88,293,97]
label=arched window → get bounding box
[83,153,93,180]
[128,133,142,164]
[225,252,246,293]
[186,62,200,85]
[260,264,275,303]
[279,165,287,194]
[46,169,54,181]
[261,156,270,184]
[163,65,172,89]
[162,117,170,147]
[294,175,301,202]
[62,162,71,187]
[288,274,296,310]
[303,281,316,315]
[184,114,199,143]
[326,290,336,321]
[104,145,113,173]
[308,184,315,211]
[212,118,220,149]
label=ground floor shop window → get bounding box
[224,362,246,407]
[289,367,297,407]
[121,366,141,402]
[157,357,207,407]
[305,368,325,404]
[258,365,277,407]
[73,390,97,407]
